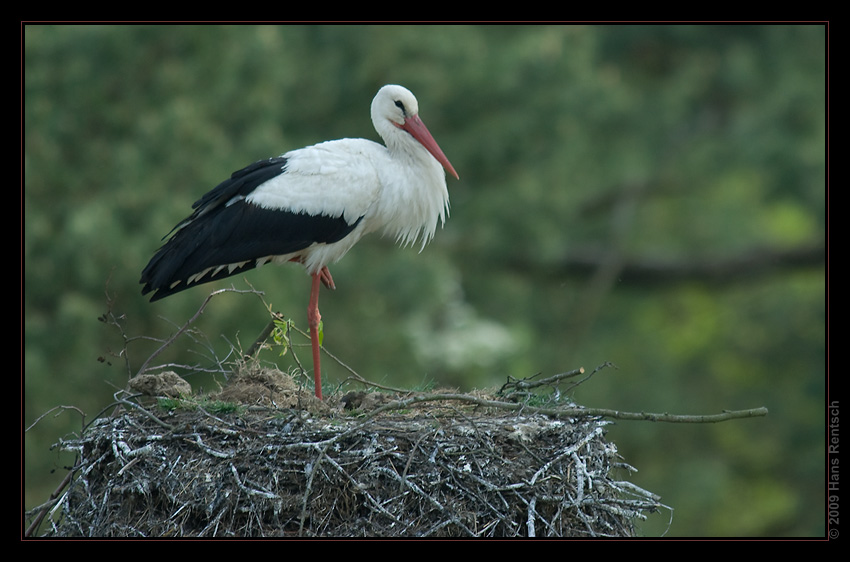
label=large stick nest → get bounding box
[41,367,663,538]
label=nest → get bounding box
[38,368,664,538]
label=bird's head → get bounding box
[372,84,459,180]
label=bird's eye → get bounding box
[394,100,407,115]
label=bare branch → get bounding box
[353,391,768,424]
[135,287,262,377]
[513,241,825,288]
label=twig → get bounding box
[108,391,174,431]
[499,362,619,396]
[285,321,409,395]
[25,405,87,434]
[136,287,261,377]
[245,318,277,358]
[344,391,768,424]
[23,468,76,537]
[500,368,586,395]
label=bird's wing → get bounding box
[247,139,383,223]
[140,143,383,301]
[164,156,290,237]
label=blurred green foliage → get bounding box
[24,24,825,537]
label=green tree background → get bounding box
[24,24,826,537]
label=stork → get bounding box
[140,84,458,400]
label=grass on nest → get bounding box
[156,396,243,415]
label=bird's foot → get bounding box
[319,266,335,290]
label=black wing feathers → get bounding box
[140,156,363,301]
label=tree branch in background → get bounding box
[515,241,824,288]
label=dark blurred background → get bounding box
[24,24,826,537]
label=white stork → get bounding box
[140,84,458,400]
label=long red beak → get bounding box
[400,114,459,180]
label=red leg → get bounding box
[307,272,323,400]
